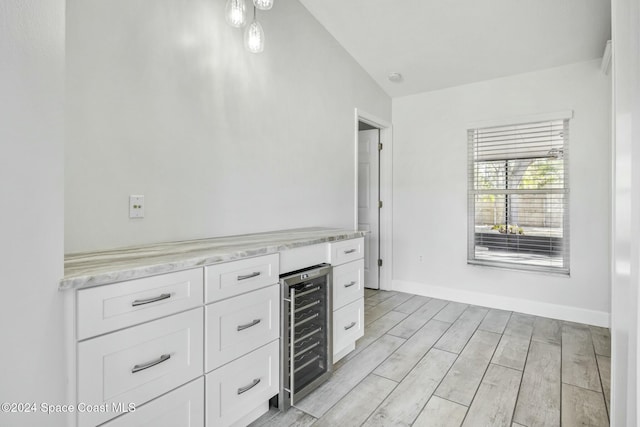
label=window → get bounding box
[467,118,569,274]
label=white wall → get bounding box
[392,60,611,325]
[65,0,391,253]
[0,0,66,426]
[611,0,640,423]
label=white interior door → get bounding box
[358,129,380,289]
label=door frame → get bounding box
[353,108,393,291]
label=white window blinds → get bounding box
[467,119,569,274]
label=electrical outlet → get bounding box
[418,255,423,263]
[129,195,144,218]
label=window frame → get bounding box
[467,116,571,275]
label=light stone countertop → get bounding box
[60,227,366,290]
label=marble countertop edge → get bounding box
[60,228,367,290]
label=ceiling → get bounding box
[299,0,611,97]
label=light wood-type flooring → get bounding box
[251,289,611,427]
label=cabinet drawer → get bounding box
[329,238,364,266]
[205,285,279,372]
[206,340,279,427]
[100,378,204,427]
[77,268,203,340]
[333,259,364,310]
[205,254,279,303]
[333,298,364,357]
[78,308,204,427]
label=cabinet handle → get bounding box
[344,321,357,330]
[237,378,261,395]
[131,293,171,307]
[237,319,261,331]
[237,272,261,281]
[131,354,171,373]
[344,249,357,254]
[344,281,357,288]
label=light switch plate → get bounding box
[129,195,144,218]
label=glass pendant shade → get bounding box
[225,0,247,28]
[253,0,274,11]
[244,18,264,53]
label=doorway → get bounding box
[354,109,392,291]
[358,124,380,289]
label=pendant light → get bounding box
[225,0,247,28]
[253,0,273,11]
[244,7,264,53]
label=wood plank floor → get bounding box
[250,290,610,427]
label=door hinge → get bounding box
[378,200,383,209]
[378,259,383,267]
[378,142,383,151]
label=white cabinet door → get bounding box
[333,298,364,358]
[101,378,204,427]
[205,285,279,372]
[205,254,279,303]
[77,268,204,340]
[206,340,279,427]
[77,308,204,427]
[333,259,364,310]
[329,238,364,266]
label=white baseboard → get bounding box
[392,280,610,327]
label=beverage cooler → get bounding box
[276,263,333,410]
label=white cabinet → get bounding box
[68,234,366,426]
[75,269,206,427]
[333,298,364,355]
[329,238,364,265]
[205,254,279,303]
[329,238,365,362]
[205,340,279,427]
[77,308,204,427]
[77,268,203,340]
[74,256,280,427]
[204,255,280,427]
[333,259,364,310]
[205,284,279,372]
[100,378,204,427]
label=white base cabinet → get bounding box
[72,256,279,427]
[328,238,365,361]
[101,378,204,427]
[76,268,203,340]
[205,340,279,427]
[205,285,279,372]
[69,236,366,426]
[77,307,204,427]
[205,254,279,303]
[333,298,365,355]
[333,259,364,310]
[329,238,364,266]
[203,255,280,427]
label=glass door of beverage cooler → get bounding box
[279,264,332,409]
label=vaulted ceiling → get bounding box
[299,0,611,97]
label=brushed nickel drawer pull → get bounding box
[237,272,261,281]
[131,354,171,373]
[344,249,357,254]
[344,321,357,330]
[237,378,261,395]
[131,293,171,307]
[237,319,261,331]
[344,281,357,288]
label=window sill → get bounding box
[467,258,570,277]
